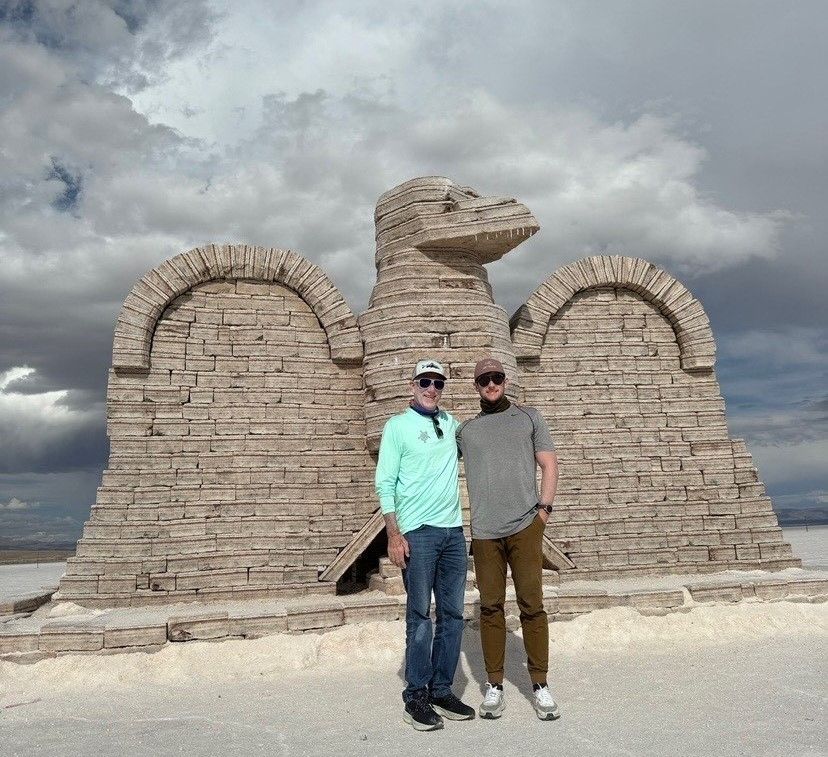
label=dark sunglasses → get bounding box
[475,372,505,387]
[431,416,444,439]
[417,378,445,390]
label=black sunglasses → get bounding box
[417,378,445,390]
[475,372,505,387]
[431,416,443,439]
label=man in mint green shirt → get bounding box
[375,359,474,731]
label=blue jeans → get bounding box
[401,525,467,703]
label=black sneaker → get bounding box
[404,697,444,731]
[430,692,476,721]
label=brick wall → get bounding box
[521,285,798,578]
[60,269,374,606]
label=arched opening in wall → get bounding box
[336,529,388,595]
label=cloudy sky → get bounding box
[1,1,826,545]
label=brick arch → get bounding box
[511,255,715,370]
[61,246,376,606]
[112,245,363,370]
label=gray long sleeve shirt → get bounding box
[457,404,555,540]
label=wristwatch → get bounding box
[536,503,553,514]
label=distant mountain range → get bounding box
[775,507,828,527]
[0,537,77,551]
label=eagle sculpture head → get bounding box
[374,176,539,265]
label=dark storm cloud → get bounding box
[0,470,100,513]
[0,418,108,474]
[690,250,828,334]
[0,0,217,89]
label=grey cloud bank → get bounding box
[0,1,826,542]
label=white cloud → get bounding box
[0,366,35,391]
[0,0,216,90]
[0,365,75,421]
[0,2,792,333]
[0,496,36,510]
[0,366,104,473]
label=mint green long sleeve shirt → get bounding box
[375,407,462,535]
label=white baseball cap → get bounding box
[412,359,447,379]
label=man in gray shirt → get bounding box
[456,357,560,721]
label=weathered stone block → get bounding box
[751,582,790,601]
[557,592,619,613]
[104,623,167,648]
[228,609,289,638]
[343,597,402,623]
[687,584,742,603]
[40,622,105,652]
[624,590,685,610]
[708,546,736,561]
[735,544,760,560]
[784,579,828,598]
[286,605,345,631]
[168,611,230,641]
[0,628,40,654]
[176,568,248,591]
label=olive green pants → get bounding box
[472,515,548,686]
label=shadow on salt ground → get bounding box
[463,621,544,706]
[392,622,535,706]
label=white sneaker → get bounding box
[479,682,505,719]
[532,684,560,720]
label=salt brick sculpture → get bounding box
[58,177,799,606]
[361,177,538,451]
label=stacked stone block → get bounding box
[59,246,374,606]
[360,176,539,452]
[512,256,799,579]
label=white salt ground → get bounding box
[785,525,828,570]
[0,562,65,603]
[1,601,826,756]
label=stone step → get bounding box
[0,591,55,616]
[4,573,824,661]
[373,558,559,596]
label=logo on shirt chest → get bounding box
[418,430,430,443]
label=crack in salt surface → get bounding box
[3,698,41,709]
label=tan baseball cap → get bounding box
[473,357,505,379]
